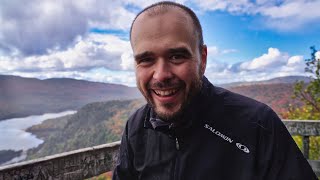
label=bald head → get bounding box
[130,1,204,50]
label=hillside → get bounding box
[227,83,302,117]
[220,76,311,87]
[0,75,141,120]
[26,99,145,159]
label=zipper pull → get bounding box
[175,137,180,150]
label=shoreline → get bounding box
[0,110,77,166]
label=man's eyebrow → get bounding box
[167,47,192,56]
[134,51,154,61]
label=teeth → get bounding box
[154,89,178,96]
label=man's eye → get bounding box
[137,57,153,65]
[171,55,184,60]
[170,54,186,63]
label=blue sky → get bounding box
[200,10,320,61]
[0,0,320,86]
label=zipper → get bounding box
[169,123,180,180]
[173,136,180,180]
[175,137,180,150]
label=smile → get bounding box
[153,88,179,97]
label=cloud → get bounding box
[205,47,307,84]
[239,48,288,71]
[193,0,254,13]
[192,0,320,31]
[207,46,237,56]
[0,34,134,73]
[316,51,320,60]
[0,0,136,56]
[0,0,190,57]
[123,0,188,9]
[257,1,320,31]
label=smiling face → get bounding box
[131,8,207,121]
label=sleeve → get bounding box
[112,121,138,180]
[258,107,317,180]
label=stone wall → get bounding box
[0,141,120,180]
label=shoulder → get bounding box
[212,86,275,121]
[206,84,282,137]
[215,86,267,112]
[126,104,150,137]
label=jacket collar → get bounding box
[143,76,222,136]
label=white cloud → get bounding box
[192,0,320,31]
[239,48,288,71]
[258,1,320,31]
[194,0,254,13]
[0,34,133,73]
[207,46,237,56]
[205,47,307,84]
[123,0,188,9]
[0,0,136,56]
[258,1,320,19]
[207,46,220,56]
[0,32,137,86]
[287,55,303,67]
[316,51,320,60]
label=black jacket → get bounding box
[113,77,317,180]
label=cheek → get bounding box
[174,63,200,82]
[136,69,149,91]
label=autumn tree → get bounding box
[287,46,320,119]
[286,46,320,160]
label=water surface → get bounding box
[0,111,76,151]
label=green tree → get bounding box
[287,46,320,160]
[288,46,320,119]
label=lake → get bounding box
[0,111,76,165]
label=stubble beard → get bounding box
[137,74,203,122]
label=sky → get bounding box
[0,0,320,86]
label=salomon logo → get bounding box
[204,123,250,154]
[236,143,250,153]
[204,124,233,143]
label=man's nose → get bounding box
[152,59,173,81]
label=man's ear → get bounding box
[200,45,207,76]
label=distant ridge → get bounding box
[0,75,141,120]
[222,76,309,116]
[220,76,311,88]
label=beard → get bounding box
[137,73,203,122]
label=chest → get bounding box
[130,121,260,180]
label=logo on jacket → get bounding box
[236,143,250,153]
[204,124,233,143]
[204,123,250,154]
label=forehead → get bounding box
[131,8,196,53]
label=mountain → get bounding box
[26,99,145,159]
[220,76,312,88]
[226,83,302,117]
[212,76,309,117]
[0,75,141,120]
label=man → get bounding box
[113,1,317,179]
